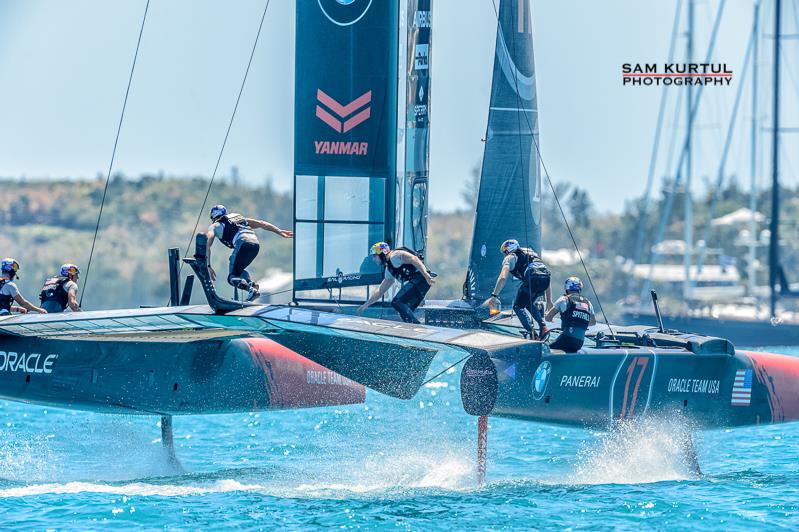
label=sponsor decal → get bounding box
[731,368,753,406]
[413,10,431,28]
[326,273,362,283]
[622,63,733,86]
[314,141,368,155]
[317,0,373,26]
[531,360,551,400]
[0,351,58,374]
[315,89,372,133]
[414,44,429,70]
[465,368,493,378]
[306,369,355,386]
[560,375,601,388]
[667,378,720,395]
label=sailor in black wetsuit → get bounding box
[545,276,596,352]
[483,239,552,340]
[357,242,435,323]
[206,205,293,301]
[0,258,47,315]
[39,263,82,313]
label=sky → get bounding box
[0,0,789,214]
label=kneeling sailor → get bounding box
[357,242,435,324]
[0,258,47,315]
[40,263,82,313]
[545,276,596,352]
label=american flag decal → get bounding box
[731,369,753,406]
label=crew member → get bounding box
[0,258,47,315]
[357,242,435,324]
[39,263,82,313]
[483,239,552,339]
[545,276,596,352]
[206,204,293,301]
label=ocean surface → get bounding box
[1,346,798,530]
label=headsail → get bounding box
[464,0,542,303]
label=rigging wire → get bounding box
[80,0,151,307]
[174,0,272,302]
[489,0,614,333]
[630,0,684,273]
[639,0,727,302]
[694,26,755,273]
[421,354,472,388]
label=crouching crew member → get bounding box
[545,276,596,352]
[357,242,435,324]
[0,258,47,315]
[206,204,293,301]
[483,239,552,340]
[40,263,82,313]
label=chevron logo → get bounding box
[315,89,372,133]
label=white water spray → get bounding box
[568,417,701,485]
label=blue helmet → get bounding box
[210,204,227,221]
[565,276,583,293]
[1,258,19,275]
[60,263,80,277]
[500,239,520,254]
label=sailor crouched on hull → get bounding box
[357,242,436,324]
[483,239,553,340]
[0,258,46,315]
[545,276,595,352]
[206,204,293,302]
[40,263,82,313]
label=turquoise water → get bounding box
[1,347,798,530]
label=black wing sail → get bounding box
[465,0,542,303]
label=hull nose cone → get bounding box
[744,350,799,423]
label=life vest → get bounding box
[40,276,70,311]
[385,249,425,283]
[510,249,550,291]
[0,280,12,313]
[560,294,592,337]
[217,213,250,248]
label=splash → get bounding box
[0,479,262,498]
[567,416,701,485]
[0,416,181,483]
[292,449,475,496]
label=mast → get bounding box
[769,0,781,317]
[683,0,695,301]
[747,0,760,298]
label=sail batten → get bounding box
[464,0,542,303]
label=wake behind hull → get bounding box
[461,348,799,429]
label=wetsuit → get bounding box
[385,251,431,324]
[549,293,594,352]
[507,249,550,337]
[211,213,260,290]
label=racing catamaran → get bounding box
[1,0,798,482]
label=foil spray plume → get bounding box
[569,416,702,485]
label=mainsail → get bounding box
[464,0,542,303]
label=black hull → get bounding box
[0,334,364,415]
[620,311,799,347]
[461,347,799,429]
